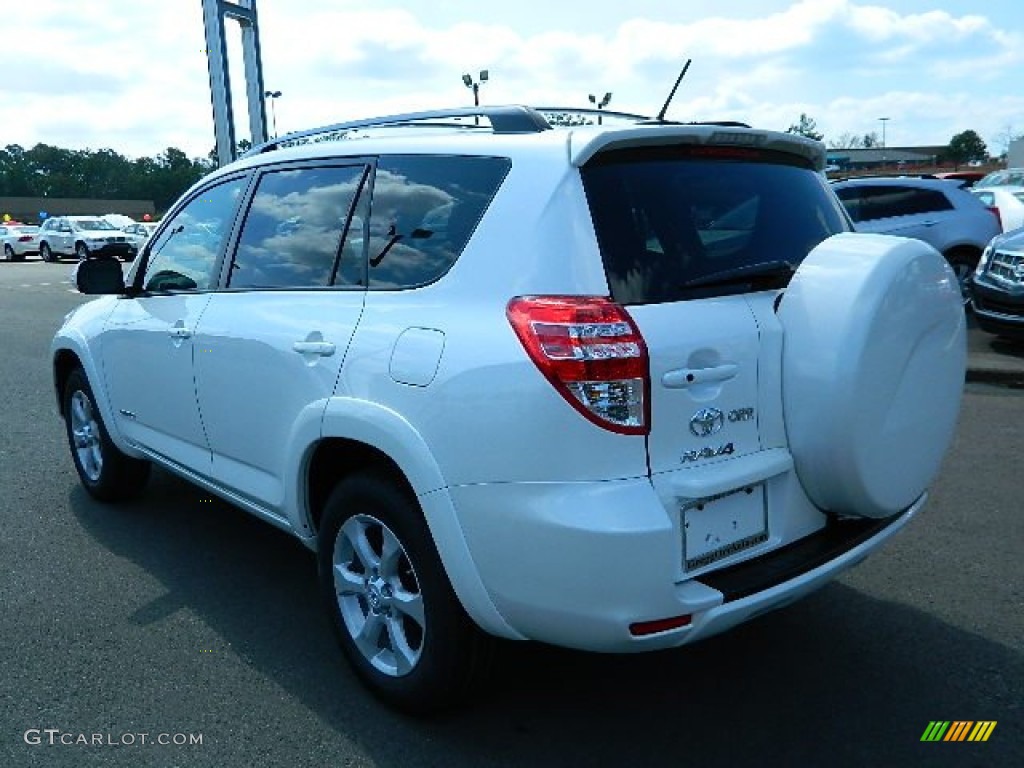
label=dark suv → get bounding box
[970,229,1024,339]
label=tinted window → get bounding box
[229,164,368,289]
[583,148,850,304]
[366,155,510,289]
[143,177,246,292]
[855,186,953,220]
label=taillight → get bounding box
[506,296,650,435]
[986,206,1003,232]
[18,235,33,242]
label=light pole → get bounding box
[588,92,612,125]
[264,90,282,137]
[462,70,489,124]
[879,116,889,166]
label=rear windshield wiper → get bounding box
[680,260,795,290]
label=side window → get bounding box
[973,191,994,207]
[228,164,368,289]
[366,155,510,289]
[143,178,246,292]
[906,188,953,214]
[858,186,916,221]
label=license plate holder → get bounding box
[683,485,767,571]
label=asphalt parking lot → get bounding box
[1,258,1021,767]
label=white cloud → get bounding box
[0,0,1021,160]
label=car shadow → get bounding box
[70,471,1022,768]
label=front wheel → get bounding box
[945,250,978,307]
[75,242,90,261]
[318,473,491,713]
[63,367,150,501]
[40,242,55,262]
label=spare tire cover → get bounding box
[777,232,966,518]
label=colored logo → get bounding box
[920,721,997,742]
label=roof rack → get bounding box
[243,105,553,157]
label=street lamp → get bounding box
[462,70,488,124]
[588,92,612,125]
[264,90,282,138]
[879,116,890,166]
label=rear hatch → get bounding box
[580,135,851,572]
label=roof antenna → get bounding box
[656,59,692,122]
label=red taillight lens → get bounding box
[987,206,1003,232]
[18,235,33,242]
[506,296,650,435]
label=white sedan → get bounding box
[1,224,40,261]
[972,185,1024,233]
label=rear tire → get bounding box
[3,244,13,261]
[317,473,491,714]
[63,367,150,502]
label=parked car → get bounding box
[52,105,966,713]
[38,216,137,262]
[975,168,1024,188]
[119,222,157,250]
[933,170,987,187]
[969,229,1024,339]
[1,223,40,261]
[971,185,1024,233]
[831,176,1001,301]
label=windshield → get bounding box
[582,146,850,304]
[73,219,116,230]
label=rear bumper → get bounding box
[450,478,920,651]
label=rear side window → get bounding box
[366,155,510,289]
[850,186,953,221]
[582,148,849,304]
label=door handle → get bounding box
[293,340,336,357]
[292,333,335,358]
[662,363,738,389]
[169,320,192,343]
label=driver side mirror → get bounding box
[73,256,126,295]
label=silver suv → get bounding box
[52,106,966,712]
[38,216,137,262]
[832,176,1001,299]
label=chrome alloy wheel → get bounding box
[333,514,426,677]
[70,390,103,482]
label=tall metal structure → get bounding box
[202,0,269,166]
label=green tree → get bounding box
[946,130,988,168]
[786,113,823,142]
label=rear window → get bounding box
[582,147,850,304]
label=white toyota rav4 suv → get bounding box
[52,106,966,712]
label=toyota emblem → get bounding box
[689,408,724,437]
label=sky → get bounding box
[2,0,1023,160]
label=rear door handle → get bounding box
[293,332,336,357]
[662,363,738,389]
[169,320,192,343]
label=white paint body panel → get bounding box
[51,119,961,655]
[100,294,214,471]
